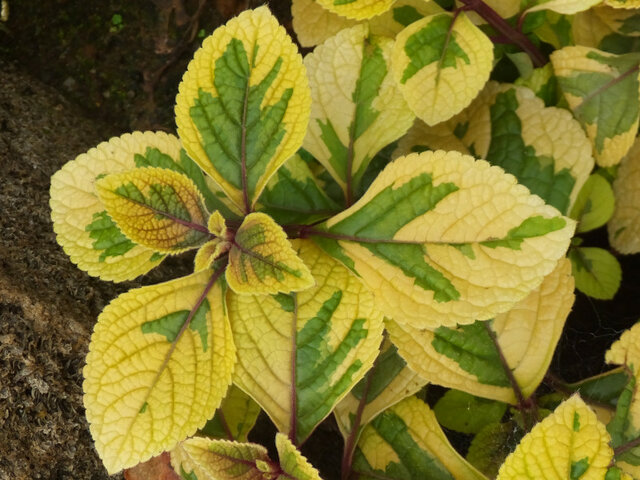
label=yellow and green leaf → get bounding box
[226,212,314,295]
[276,433,323,480]
[496,395,614,479]
[525,0,603,15]
[572,8,618,50]
[96,167,210,254]
[351,396,487,480]
[83,269,235,473]
[194,211,230,272]
[303,24,414,205]
[569,246,622,300]
[314,0,394,20]
[609,137,640,254]
[49,131,184,282]
[571,173,616,233]
[391,12,493,126]
[313,150,575,329]
[228,240,384,444]
[385,259,574,403]
[175,6,310,213]
[199,385,261,442]
[605,0,640,9]
[551,46,640,167]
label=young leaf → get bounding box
[313,0,394,20]
[95,167,210,254]
[303,24,414,205]
[194,212,230,272]
[608,137,640,254]
[496,395,614,479]
[312,150,575,329]
[200,385,261,442]
[227,240,384,444]
[257,154,340,225]
[83,269,235,473]
[386,259,574,403]
[351,396,487,479]
[49,131,181,282]
[551,46,640,167]
[433,390,507,435]
[175,6,311,213]
[275,433,323,480]
[226,212,314,295]
[569,246,622,300]
[391,12,494,126]
[570,174,616,233]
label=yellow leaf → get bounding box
[497,396,613,479]
[386,259,574,403]
[314,0,394,20]
[175,6,310,213]
[194,239,228,272]
[595,5,640,36]
[605,0,640,8]
[49,131,179,281]
[96,167,210,254]
[226,212,314,295]
[276,433,323,480]
[291,0,357,48]
[525,0,602,15]
[391,12,494,126]
[609,137,640,254]
[572,8,617,49]
[83,270,235,473]
[228,240,384,444]
[303,24,414,202]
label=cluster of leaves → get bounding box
[48,1,640,478]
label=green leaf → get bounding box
[569,246,622,300]
[200,385,261,442]
[570,174,616,233]
[434,390,508,434]
[467,421,522,479]
[565,367,630,408]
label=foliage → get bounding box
[49,1,640,478]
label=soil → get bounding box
[0,1,639,479]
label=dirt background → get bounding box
[1,1,639,479]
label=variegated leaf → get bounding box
[314,0,394,20]
[595,5,640,37]
[312,151,575,329]
[200,385,261,442]
[605,0,640,8]
[226,212,314,295]
[351,396,487,480]
[49,132,182,282]
[194,211,230,272]
[497,396,613,479]
[571,173,615,233]
[83,269,235,473]
[572,8,617,50]
[551,46,640,167]
[228,240,384,444]
[525,0,602,15]
[569,246,622,300]
[276,433,322,479]
[303,24,414,205]
[386,259,574,403]
[175,6,310,213]
[391,12,493,126]
[96,167,210,254]
[609,137,640,254]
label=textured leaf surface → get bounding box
[569,247,622,300]
[228,240,384,444]
[96,167,210,254]
[226,212,314,295]
[314,0,394,20]
[496,396,613,479]
[303,24,414,204]
[391,12,493,126]
[314,150,575,329]
[49,132,182,281]
[351,396,487,480]
[551,46,640,167]
[396,82,594,214]
[200,385,260,442]
[175,6,310,212]
[275,433,322,479]
[83,270,235,473]
[571,174,615,233]
[386,259,574,403]
[609,137,640,253]
[434,390,507,434]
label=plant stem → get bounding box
[457,0,547,68]
[615,436,640,457]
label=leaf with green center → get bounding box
[257,154,340,225]
[227,240,384,444]
[571,174,615,233]
[83,269,235,473]
[96,167,210,254]
[609,137,640,254]
[314,0,394,20]
[49,131,184,281]
[434,390,508,434]
[312,150,575,329]
[199,385,260,442]
[226,212,314,295]
[303,24,414,205]
[551,46,640,167]
[569,246,622,300]
[496,396,613,479]
[391,12,493,126]
[386,259,574,403]
[175,7,310,213]
[351,396,487,480]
